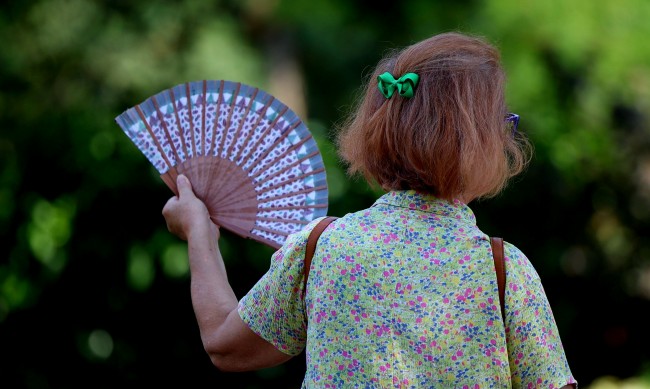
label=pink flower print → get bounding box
[515,352,524,365]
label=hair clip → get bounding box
[505,113,520,136]
[377,72,419,99]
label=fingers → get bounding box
[162,174,216,242]
[176,174,194,198]
[161,196,176,219]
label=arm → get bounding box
[503,243,577,389]
[162,174,292,371]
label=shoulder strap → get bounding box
[491,237,506,322]
[303,216,338,298]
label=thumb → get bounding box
[176,174,195,198]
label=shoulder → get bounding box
[500,240,553,307]
[503,241,542,283]
[272,216,333,263]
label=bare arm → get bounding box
[162,174,292,371]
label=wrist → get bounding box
[186,217,216,242]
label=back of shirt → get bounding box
[239,191,577,388]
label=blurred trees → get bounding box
[1,0,649,387]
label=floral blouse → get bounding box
[238,191,577,388]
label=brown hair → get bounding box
[336,32,531,202]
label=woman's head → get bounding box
[337,32,531,202]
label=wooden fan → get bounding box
[115,80,328,249]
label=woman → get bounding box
[163,32,577,388]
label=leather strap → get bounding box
[303,216,338,298]
[491,237,506,322]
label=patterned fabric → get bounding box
[238,191,577,388]
[115,80,328,249]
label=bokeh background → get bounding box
[1,0,650,387]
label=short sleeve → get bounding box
[237,218,324,356]
[504,243,578,389]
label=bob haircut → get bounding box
[337,32,531,202]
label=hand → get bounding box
[162,174,219,241]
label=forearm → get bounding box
[162,175,290,371]
[185,222,292,371]
[186,220,238,350]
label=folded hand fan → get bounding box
[115,80,328,249]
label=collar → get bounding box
[372,190,477,225]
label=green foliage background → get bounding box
[1,0,650,387]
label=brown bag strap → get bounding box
[491,237,506,322]
[303,216,338,299]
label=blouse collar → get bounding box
[373,190,477,225]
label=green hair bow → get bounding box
[377,72,420,99]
